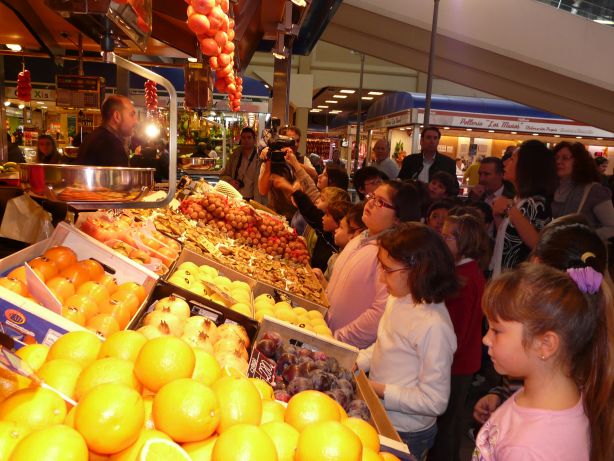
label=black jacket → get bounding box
[398,152,457,181]
[77,126,129,167]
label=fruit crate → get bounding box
[128,280,260,348]
[0,222,159,347]
[175,248,328,315]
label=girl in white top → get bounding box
[356,222,459,460]
[473,262,614,461]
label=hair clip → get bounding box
[581,252,596,263]
[567,267,602,294]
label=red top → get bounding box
[445,259,485,375]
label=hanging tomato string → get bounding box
[17,63,32,103]
[185,0,242,112]
[144,80,158,113]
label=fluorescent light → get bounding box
[361,96,373,100]
[554,135,560,138]
[488,130,495,133]
[594,19,614,25]
[333,95,347,99]
[36,101,45,105]
[317,105,329,109]
[532,133,539,136]
[330,110,342,114]
[18,104,25,109]
[263,83,270,89]
[511,131,517,134]
[291,0,307,6]
[443,126,450,130]
[368,91,384,96]
[41,106,47,109]
[399,128,405,131]
[576,136,583,139]
[6,44,21,52]
[310,109,321,113]
[466,128,473,131]
[597,137,603,140]
[3,101,10,107]
[340,89,355,94]
[324,100,338,104]
[187,57,198,62]
[420,125,424,128]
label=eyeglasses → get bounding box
[378,262,411,274]
[365,193,395,210]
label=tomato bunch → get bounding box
[144,80,158,112]
[185,0,242,112]
[17,69,31,102]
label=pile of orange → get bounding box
[2,245,147,336]
[0,330,402,460]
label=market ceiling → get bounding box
[0,0,340,68]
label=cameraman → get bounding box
[279,126,318,180]
[219,127,263,202]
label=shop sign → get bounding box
[417,110,614,138]
[5,87,56,101]
[365,110,411,129]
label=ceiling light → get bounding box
[488,130,495,133]
[6,44,22,52]
[466,128,473,131]
[443,126,450,130]
[291,0,307,6]
[597,137,603,140]
[333,95,347,99]
[368,91,383,96]
[187,57,198,62]
[340,89,355,94]
[310,109,321,113]
[317,105,329,109]
[36,101,45,105]
[576,136,583,139]
[361,96,373,100]
[272,34,288,60]
[330,110,342,114]
[41,106,47,109]
[511,131,517,134]
[420,125,424,128]
[3,101,10,107]
[399,128,405,131]
[145,123,161,139]
[18,104,25,109]
[324,100,338,104]
[594,19,614,25]
[554,135,560,138]
[532,133,539,136]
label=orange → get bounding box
[134,336,195,392]
[98,330,147,362]
[0,387,66,430]
[285,390,341,432]
[261,421,299,461]
[153,378,220,443]
[36,359,83,403]
[181,435,217,461]
[210,376,262,433]
[211,424,278,461]
[65,406,77,428]
[47,331,102,367]
[0,420,30,460]
[0,368,20,400]
[74,383,144,454]
[74,357,142,401]
[363,447,384,461]
[139,437,191,461]
[63,294,99,321]
[86,313,121,338]
[109,429,171,461]
[192,349,222,386]
[260,400,286,424]
[9,424,88,461]
[89,452,110,460]
[15,343,48,372]
[342,417,381,452]
[249,378,274,400]
[62,306,86,326]
[142,396,155,430]
[295,420,362,461]
[379,452,402,461]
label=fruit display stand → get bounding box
[0,222,158,347]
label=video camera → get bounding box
[265,117,295,163]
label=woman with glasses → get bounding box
[551,141,614,239]
[36,134,62,164]
[356,222,459,460]
[325,180,422,349]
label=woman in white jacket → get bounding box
[357,222,458,460]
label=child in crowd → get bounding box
[473,262,614,461]
[326,181,422,348]
[429,214,489,461]
[425,200,455,234]
[356,223,459,460]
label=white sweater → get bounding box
[357,294,457,433]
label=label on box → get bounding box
[248,349,277,385]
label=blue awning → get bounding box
[366,92,566,121]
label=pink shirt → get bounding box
[472,390,589,461]
[325,231,388,349]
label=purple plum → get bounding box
[287,377,313,395]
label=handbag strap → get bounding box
[577,183,595,213]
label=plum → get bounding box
[314,358,327,370]
[274,389,291,403]
[287,377,313,395]
[311,370,336,392]
[298,360,317,377]
[275,344,298,361]
[348,399,371,421]
[276,352,297,373]
[262,331,282,349]
[312,351,327,361]
[336,369,356,390]
[324,357,340,374]
[256,338,278,358]
[297,348,313,359]
[282,364,300,384]
[326,388,350,410]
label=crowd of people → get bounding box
[226,124,614,461]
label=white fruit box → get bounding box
[248,315,358,384]
[0,222,159,347]
[176,248,327,315]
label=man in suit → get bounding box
[470,156,515,207]
[398,126,456,182]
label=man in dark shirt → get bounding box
[77,95,137,167]
[398,126,456,182]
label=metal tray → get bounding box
[19,163,155,209]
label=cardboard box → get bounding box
[0,222,158,347]
[248,315,358,384]
[129,280,260,347]
[175,248,327,315]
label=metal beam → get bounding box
[1,0,65,57]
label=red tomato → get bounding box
[187,13,210,36]
[199,37,219,56]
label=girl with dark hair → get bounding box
[490,141,557,276]
[429,214,489,461]
[474,262,614,461]
[325,180,422,348]
[36,134,62,164]
[356,222,459,460]
[552,142,614,239]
